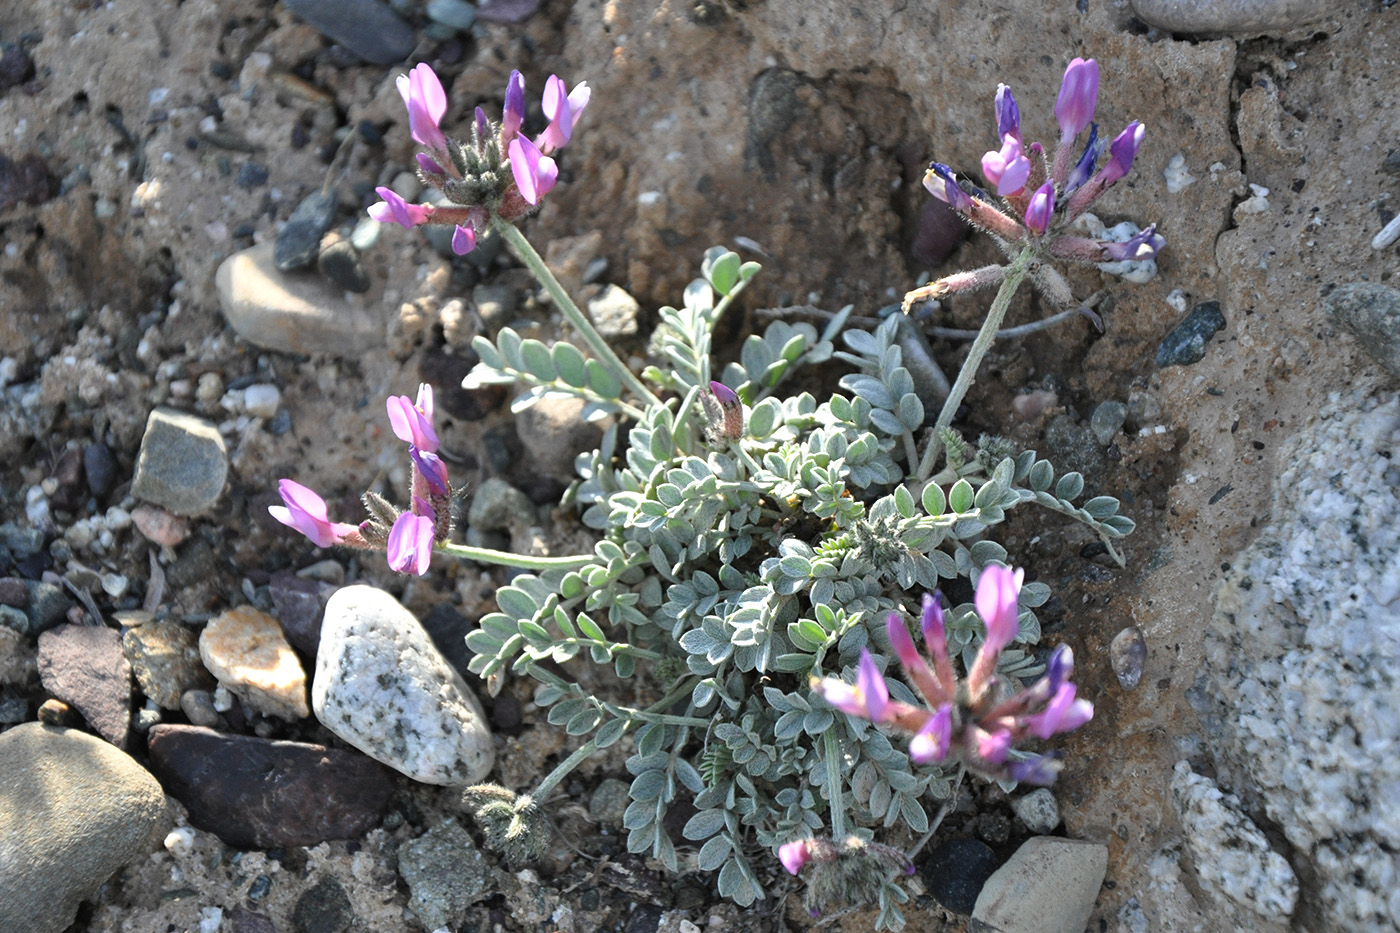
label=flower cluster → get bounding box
[268,382,452,576]
[810,565,1094,786]
[368,63,589,253]
[906,57,1162,312]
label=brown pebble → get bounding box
[132,503,191,547]
[1110,626,1146,690]
[38,698,74,725]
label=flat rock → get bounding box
[123,618,214,709]
[1129,0,1333,35]
[131,407,229,515]
[971,836,1109,933]
[313,585,495,785]
[37,623,133,747]
[1156,301,1227,368]
[1325,282,1400,382]
[274,189,338,271]
[399,818,494,930]
[200,606,310,720]
[147,725,396,849]
[586,283,641,338]
[283,0,414,64]
[0,723,165,933]
[216,242,385,356]
[268,571,329,657]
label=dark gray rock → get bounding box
[25,580,74,634]
[283,0,414,64]
[37,624,133,748]
[131,408,229,516]
[83,442,118,497]
[1156,301,1227,367]
[0,723,165,933]
[275,190,338,272]
[1325,283,1400,381]
[268,572,327,657]
[147,725,396,849]
[236,161,269,189]
[317,239,371,293]
[466,477,534,532]
[399,819,494,930]
[1044,415,1109,484]
[0,523,43,560]
[293,878,356,933]
[426,0,477,29]
[922,837,1000,915]
[1089,400,1128,446]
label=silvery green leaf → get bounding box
[1083,495,1121,519]
[698,835,732,871]
[843,329,880,356]
[749,397,780,437]
[630,769,668,801]
[683,278,715,313]
[841,375,895,410]
[869,408,904,436]
[1102,514,1136,535]
[623,801,655,831]
[495,586,539,620]
[551,341,588,388]
[547,698,586,725]
[1055,472,1085,500]
[803,709,834,735]
[1020,581,1051,607]
[595,718,628,748]
[739,260,761,281]
[741,336,774,378]
[703,248,741,295]
[921,481,946,516]
[497,327,523,366]
[584,358,622,400]
[897,393,924,429]
[774,710,804,740]
[566,707,602,735]
[901,796,929,833]
[519,339,556,381]
[683,807,728,841]
[471,336,503,370]
[948,478,975,513]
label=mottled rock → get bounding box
[1171,761,1297,923]
[180,688,222,727]
[0,723,165,933]
[37,623,133,747]
[200,606,310,720]
[313,585,495,785]
[216,242,385,356]
[147,725,395,849]
[0,625,36,685]
[25,580,74,633]
[317,237,371,293]
[1012,788,1060,834]
[587,283,642,338]
[123,619,214,709]
[1043,415,1109,483]
[292,877,356,933]
[132,503,192,547]
[1156,301,1227,368]
[131,407,229,515]
[399,819,495,930]
[283,0,413,63]
[971,836,1108,933]
[923,837,1000,915]
[1129,0,1332,35]
[466,476,535,533]
[588,777,631,827]
[1199,389,1400,930]
[1089,400,1128,446]
[1325,283,1400,382]
[1111,626,1147,690]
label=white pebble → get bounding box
[1372,213,1400,250]
[101,573,129,598]
[1164,154,1197,193]
[1167,289,1188,313]
[243,383,281,419]
[199,906,223,933]
[164,826,197,857]
[213,685,236,713]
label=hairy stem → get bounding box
[824,730,847,840]
[915,247,1035,481]
[436,542,594,570]
[494,218,663,409]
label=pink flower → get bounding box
[368,187,434,230]
[1100,121,1145,186]
[975,564,1024,656]
[508,135,559,206]
[396,63,448,151]
[451,225,475,255]
[387,383,439,453]
[982,135,1030,197]
[1054,58,1099,144]
[1023,683,1094,739]
[810,651,893,723]
[387,509,435,575]
[975,727,1013,765]
[536,75,591,153]
[268,479,358,548]
[779,840,810,875]
[1024,182,1055,236]
[908,704,953,764]
[501,70,525,143]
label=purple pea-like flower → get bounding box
[779,840,810,875]
[502,70,525,143]
[508,135,559,206]
[397,63,448,152]
[975,727,1013,764]
[1008,754,1062,786]
[1024,182,1055,236]
[1064,123,1101,194]
[923,163,973,212]
[387,383,440,453]
[975,564,1024,655]
[1023,683,1094,739]
[411,448,451,496]
[369,187,434,230]
[994,84,1020,142]
[1054,57,1099,144]
[268,479,358,548]
[451,224,476,256]
[416,152,446,178]
[536,75,591,153]
[810,650,894,724]
[908,704,953,764]
[982,135,1030,197]
[387,509,435,576]
[1101,224,1164,262]
[1044,644,1075,692]
[1100,121,1145,187]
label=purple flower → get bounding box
[268,479,358,548]
[994,84,1020,142]
[1008,754,1063,786]
[708,380,738,407]
[1054,58,1099,143]
[981,135,1030,197]
[508,135,559,206]
[475,106,490,140]
[1100,121,1145,187]
[923,163,973,211]
[975,564,1024,655]
[536,75,591,153]
[452,224,476,255]
[387,510,435,575]
[1023,683,1094,739]
[502,70,525,143]
[387,383,440,453]
[975,727,1013,764]
[396,63,448,152]
[810,650,893,723]
[411,448,451,496]
[1024,182,1055,236]
[416,152,446,177]
[1064,123,1101,194]
[779,840,810,875]
[908,704,953,764]
[1101,224,1163,262]
[1044,644,1075,692]
[368,187,434,230]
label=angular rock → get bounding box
[466,476,534,533]
[274,190,338,271]
[0,723,165,933]
[1129,0,1333,35]
[1156,301,1227,368]
[587,283,642,338]
[269,571,328,657]
[200,606,310,720]
[37,623,133,748]
[1171,761,1298,923]
[0,625,36,686]
[399,819,494,930]
[1012,787,1060,834]
[1325,282,1400,382]
[283,0,415,64]
[313,585,495,785]
[25,580,74,634]
[147,725,395,849]
[1089,400,1128,446]
[216,242,385,356]
[131,407,229,516]
[132,503,192,547]
[123,618,214,710]
[971,836,1109,933]
[317,238,371,293]
[514,395,604,487]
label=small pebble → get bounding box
[1013,788,1061,833]
[282,0,415,64]
[131,408,229,516]
[426,0,477,29]
[273,190,338,272]
[587,284,642,338]
[83,443,118,498]
[132,503,192,548]
[318,238,371,293]
[236,162,269,189]
[1111,626,1147,689]
[243,383,281,419]
[181,689,222,727]
[1090,401,1128,446]
[164,825,198,857]
[349,217,381,251]
[1156,301,1227,368]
